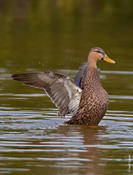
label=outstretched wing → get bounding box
[12,72,82,116]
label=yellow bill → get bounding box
[103,56,116,64]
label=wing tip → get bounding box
[11,73,27,81]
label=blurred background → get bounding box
[0,0,133,72]
[0,1,133,175]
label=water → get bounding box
[0,1,133,175]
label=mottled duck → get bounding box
[12,47,115,125]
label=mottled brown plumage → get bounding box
[12,47,115,125]
[66,67,109,125]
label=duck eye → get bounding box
[95,51,101,53]
[101,58,104,60]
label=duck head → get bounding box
[88,47,116,67]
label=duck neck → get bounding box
[87,61,101,88]
[88,55,97,69]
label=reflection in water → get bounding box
[57,125,107,175]
[80,126,105,174]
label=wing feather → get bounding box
[12,72,81,116]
